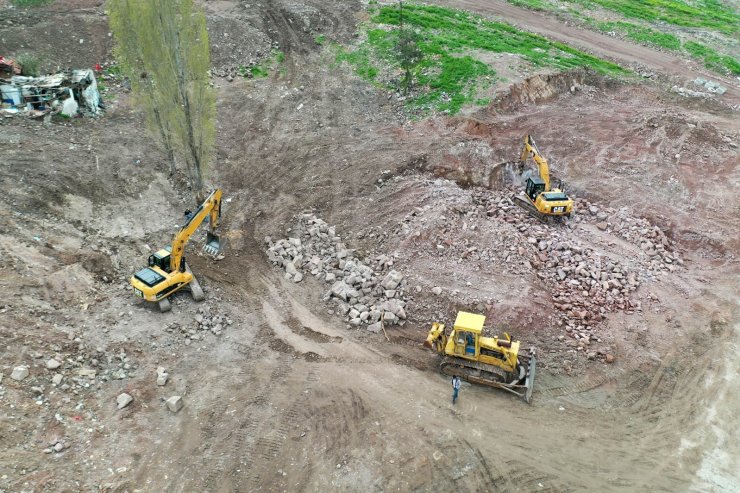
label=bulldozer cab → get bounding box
[450,312,485,360]
[525,176,546,202]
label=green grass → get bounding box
[10,0,52,6]
[569,0,739,35]
[508,1,740,76]
[507,0,551,10]
[238,50,285,79]
[596,21,682,51]
[337,4,626,115]
[315,34,326,46]
[684,41,740,75]
[15,53,41,76]
[586,19,739,75]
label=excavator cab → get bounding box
[525,176,546,202]
[147,247,173,273]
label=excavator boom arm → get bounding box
[520,135,551,191]
[169,189,223,272]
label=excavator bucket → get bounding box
[203,232,223,256]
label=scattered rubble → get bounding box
[11,366,29,381]
[117,393,133,409]
[0,69,102,117]
[353,175,683,362]
[266,214,409,330]
[164,303,233,344]
[156,367,168,386]
[693,78,727,95]
[165,395,184,413]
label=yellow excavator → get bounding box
[424,311,536,403]
[512,135,574,221]
[130,189,224,312]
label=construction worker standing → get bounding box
[452,375,461,404]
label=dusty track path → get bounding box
[430,0,740,104]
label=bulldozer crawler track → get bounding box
[440,353,536,403]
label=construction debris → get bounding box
[266,214,409,330]
[165,396,184,413]
[0,68,102,117]
[117,393,134,409]
[0,56,22,78]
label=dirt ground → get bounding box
[0,1,738,492]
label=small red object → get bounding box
[73,415,83,421]
[94,63,102,72]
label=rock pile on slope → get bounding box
[354,177,682,343]
[266,214,408,330]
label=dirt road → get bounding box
[432,0,740,104]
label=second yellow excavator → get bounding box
[512,135,574,221]
[130,189,224,312]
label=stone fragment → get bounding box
[11,366,29,381]
[46,359,62,370]
[166,396,184,413]
[596,222,608,231]
[381,270,403,290]
[52,374,63,385]
[431,286,442,296]
[367,322,382,333]
[156,367,168,386]
[117,393,133,409]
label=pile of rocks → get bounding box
[356,177,683,341]
[266,214,409,331]
[165,303,233,345]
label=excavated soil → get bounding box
[0,1,738,492]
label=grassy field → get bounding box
[10,0,52,6]
[506,0,740,75]
[336,3,626,115]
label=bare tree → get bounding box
[108,0,215,196]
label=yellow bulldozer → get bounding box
[130,189,224,312]
[424,311,536,403]
[512,134,574,222]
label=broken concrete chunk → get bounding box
[381,270,403,290]
[11,366,29,381]
[156,367,169,386]
[367,322,382,333]
[117,393,133,409]
[166,395,184,413]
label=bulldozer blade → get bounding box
[203,232,223,256]
[524,354,537,404]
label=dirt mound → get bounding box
[488,69,587,113]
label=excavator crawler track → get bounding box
[511,194,552,224]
